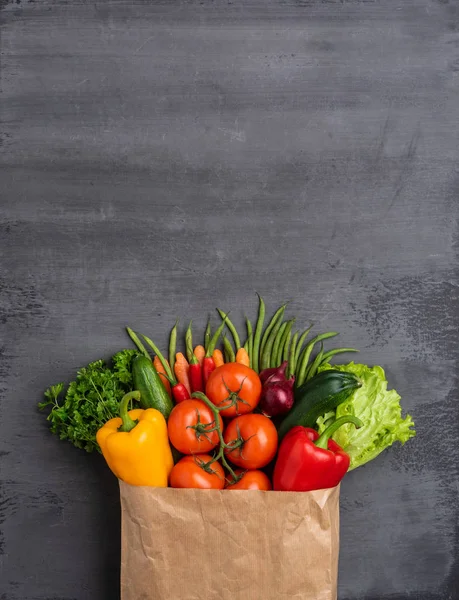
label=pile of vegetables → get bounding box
[40,297,416,491]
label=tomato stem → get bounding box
[191,392,241,482]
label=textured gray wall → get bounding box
[1,0,458,599]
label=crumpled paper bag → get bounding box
[119,481,340,600]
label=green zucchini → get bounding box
[132,355,174,418]
[278,370,361,440]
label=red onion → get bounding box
[259,374,295,417]
[259,361,289,385]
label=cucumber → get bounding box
[132,355,174,419]
[277,370,361,440]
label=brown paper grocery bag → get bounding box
[119,481,340,600]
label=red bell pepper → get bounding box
[273,416,363,492]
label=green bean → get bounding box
[204,319,211,352]
[260,304,286,359]
[169,320,178,374]
[261,317,283,371]
[126,327,150,358]
[185,321,194,363]
[141,333,174,380]
[217,308,241,350]
[281,321,294,363]
[243,338,249,352]
[295,331,339,388]
[320,348,359,365]
[223,335,235,362]
[223,347,231,363]
[247,333,254,369]
[304,343,324,382]
[252,294,265,373]
[245,317,254,368]
[207,313,229,356]
[270,321,287,368]
[287,331,299,378]
[294,325,314,367]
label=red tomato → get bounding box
[223,414,278,469]
[205,363,262,418]
[225,469,272,491]
[169,454,225,490]
[167,399,223,455]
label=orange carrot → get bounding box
[212,349,225,367]
[193,345,205,365]
[153,356,172,397]
[236,347,250,367]
[174,352,192,396]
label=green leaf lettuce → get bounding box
[316,362,416,470]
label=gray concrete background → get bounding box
[1,0,458,598]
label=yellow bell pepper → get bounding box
[96,391,173,487]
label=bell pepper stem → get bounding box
[118,391,141,433]
[314,415,363,450]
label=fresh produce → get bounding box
[235,347,250,367]
[223,414,278,469]
[277,370,362,441]
[40,295,416,495]
[225,469,272,491]
[167,399,223,455]
[170,454,225,490]
[202,315,228,384]
[39,349,138,452]
[259,376,295,417]
[186,323,204,393]
[206,363,262,418]
[174,352,192,396]
[96,391,173,487]
[258,361,295,417]
[316,362,416,470]
[153,356,172,397]
[273,416,362,492]
[132,354,174,418]
[127,328,190,404]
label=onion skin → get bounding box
[259,375,295,417]
[259,361,288,385]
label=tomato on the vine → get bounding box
[223,414,278,469]
[205,363,262,418]
[169,454,225,489]
[167,399,223,454]
[225,469,272,491]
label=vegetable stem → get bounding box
[117,391,141,433]
[315,415,363,450]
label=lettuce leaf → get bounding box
[316,362,416,470]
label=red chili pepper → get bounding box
[171,382,190,404]
[273,416,363,492]
[186,321,203,393]
[202,313,229,386]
